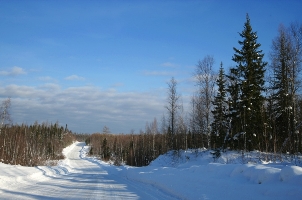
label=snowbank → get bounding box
[100,149,302,200]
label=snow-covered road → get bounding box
[0,142,175,199]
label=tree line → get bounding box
[86,14,302,166]
[0,122,75,166]
[86,121,201,166]
[0,98,75,166]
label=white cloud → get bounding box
[160,62,178,68]
[65,75,85,81]
[142,70,175,76]
[0,66,26,76]
[111,82,124,88]
[0,84,165,134]
[38,76,56,82]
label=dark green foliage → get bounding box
[231,14,267,151]
[226,67,242,149]
[102,137,110,161]
[211,63,228,149]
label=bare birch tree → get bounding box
[194,55,216,148]
[165,77,181,150]
[0,98,11,129]
[150,118,158,158]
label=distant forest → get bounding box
[1,14,302,167]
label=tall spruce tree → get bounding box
[211,63,228,149]
[232,14,267,151]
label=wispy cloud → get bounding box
[0,66,26,76]
[38,76,57,82]
[111,82,124,88]
[160,62,178,68]
[142,70,175,76]
[65,75,85,81]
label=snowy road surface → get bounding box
[0,142,175,199]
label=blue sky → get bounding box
[0,0,301,133]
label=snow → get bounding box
[0,142,174,199]
[1,142,302,199]
[117,151,302,199]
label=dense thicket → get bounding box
[74,133,90,142]
[85,127,205,166]
[0,122,75,166]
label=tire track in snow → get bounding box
[79,144,180,200]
